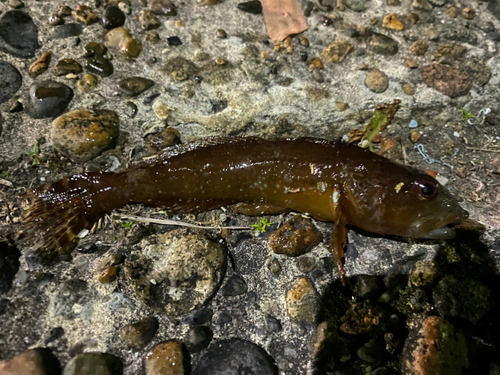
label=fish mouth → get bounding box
[414,209,469,240]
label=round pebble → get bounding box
[167,36,182,46]
[270,216,323,257]
[139,9,160,30]
[148,0,178,15]
[28,52,52,78]
[0,61,22,104]
[145,341,186,375]
[214,312,232,325]
[410,40,428,56]
[105,27,142,58]
[221,275,248,296]
[117,77,155,96]
[192,339,278,375]
[77,73,98,93]
[50,109,120,162]
[101,6,125,30]
[183,326,213,353]
[25,80,74,119]
[369,33,398,55]
[365,69,389,93]
[63,352,123,375]
[0,10,39,58]
[321,40,354,63]
[120,317,158,349]
[53,59,82,76]
[265,314,282,333]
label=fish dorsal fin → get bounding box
[142,136,262,164]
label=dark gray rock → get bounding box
[0,61,22,104]
[0,10,39,58]
[44,327,65,345]
[357,338,383,363]
[117,77,155,96]
[183,326,213,353]
[0,241,20,293]
[49,23,83,40]
[265,314,282,333]
[182,308,213,325]
[221,275,248,296]
[214,311,232,325]
[488,0,500,22]
[460,57,492,86]
[192,339,278,375]
[25,80,74,119]
[441,26,478,44]
[63,352,123,375]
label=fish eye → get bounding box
[414,179,438,200]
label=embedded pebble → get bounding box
[71,5,97,26]
[139,10,161,30]
[215,311,232,325]
[25,80,74,119]
[29,52,52,78]
[44,327,65,345]
[101,6,125,30]
[401,316,468,374]
[265,314,282,333]
[462,7,475,20]
[50,109,120,162]
[98,266,118,284]
[48,14,64,26]
[192,339,278,375]
[446,6,458,18]
[125,101,138,118]
[237,0,263,14]
[460,57,491,86]
[312,69,324,82]
[432,275,491,324]
[0,10,39,58]
[436,43,466,59]
[286,277,319,324]
[77,73,98,92]
[365,69,389,93]
[63,352,122,375]
[216,29,227,38]
[410,40,428,56]
[117,77,155,96]
[85,55,113,77]
[53,59,83,76]
[382,13,404,30]
[270,216,323,256]
[0,348,60,375]
[123,230,226,315]
[321,40,353,63]
[145,341,185,375]
[357,338,383,363]
[267,258,282,276]
[221,275,248,296]
[344,0,367,11]
[48,23,83,39]
[402,83,415,95]
[145,127,181,152]
[420,64,473,98]
[105,27,142,58]
[167,36,182,46]
[183,326,213,353]
[8,0,24,9]
[369,33,398,55]
[182,308,213,325]
[404,57,418,69]
[119,317,158,349]
[297,256,316,273]
[412,0,433,11]
[0,61,22,104]
[148,0,178,15]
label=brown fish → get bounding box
[20,137,468,282]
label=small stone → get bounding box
[286,277,319,324]
[365,69,389,93]
[221,275,248,296]
[460,57,491,86]
[0,348,60,375]
[308,57,324,69]
[120,317,158,349]
[358,63,369,70]
[105,27,141,58]
[28,52,52,78]
[53,58,82,76]
[299,36,309,47]
[182,308,213,325]
[167,36,182,46]
[101,6,125,30]
[77,73,98,93]
[57,5,72,17]
[382,13,404,30]
[118,2,132,15]
[299,51,308,62]
[344,0,367,12]
[410,40,428,56]
[215,312,232,325]
[270,216,323,256]
[145,341,185,375]
[8,0,24,9]
[0,61,22,104]
[51,109,120,162]
[369,33,398,55]
[98,266,118,283]
[428,0,447,6]
[175,20,184,27]
[216,29,227,38]
[407,12,419,24]
[421,64,472,98]
[48,14,65,26]
[432,275,491,324]
[117,77,155,96]
[0,10,40,58]
[145,127,181,152]
[85,55,113,77]
[357,339,383,363]
[215,57,226,65]
[319,15,333,26]
[265,314,282,333]
[404,57,418,69]
[63,353,122,375]
[446,6,458,18]
[152,102,173,120]
[267,258,282,276]
[25,80,73,119]
[125,101,138,118]
[44,327,65,345]
[192,339,277,375]
[441,26,477,44]
[462,7,475,20]
[139,9,160,30]
[321,40,354,63]
[435,43,466,59]
[401,316,468,374]
[335,101,349,111]
[297,257,316,273]
[237,0,263,14]
[7,98,23,112]
[148,0,178,15]
[386,0,400,5]
[48,23,83,40]
[353,275,382,300]
[412,0,433,11]
[184,326,213,353]
[145,31,160,44]
[72,5,97,26]
[76,241,97,253]
[312,69,324,83]
[402,83,415,95]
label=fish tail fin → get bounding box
[20,173,126,261]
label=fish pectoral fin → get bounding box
[330,191,348,285]
[235,202,290,216]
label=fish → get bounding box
[20,137,468,282]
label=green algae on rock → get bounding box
[51,109,120,162]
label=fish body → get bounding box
[21,137,468,280]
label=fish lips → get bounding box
[414,209,469,240]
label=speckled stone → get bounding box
[148,0,178,15]
[25,80,74,119]
[53,59,83,76]
[410,40,428,56]
[270,216,323,256]
[0,61,22,104]
[123,230,226,315]
[117,77,155,96]
[51,109,120,162]
[145,341,185,375]
[321,40,353,63]
[192,339,278,375]
[421,64,472,98]
[0,348,60,375]
[365,69,389,93]
[460,57,492,86]
[120,317,158,349]
[435,43,466,59]
[98,266,118,284]
[104,27,142,58]
[285,277,319,324]
[401,316,468,374]
[63,353,123,375]
[220,275,248,296]
[0,10,39,58]
[77,74,98,93]
[101,6,125,30]
[28,52,52,78]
